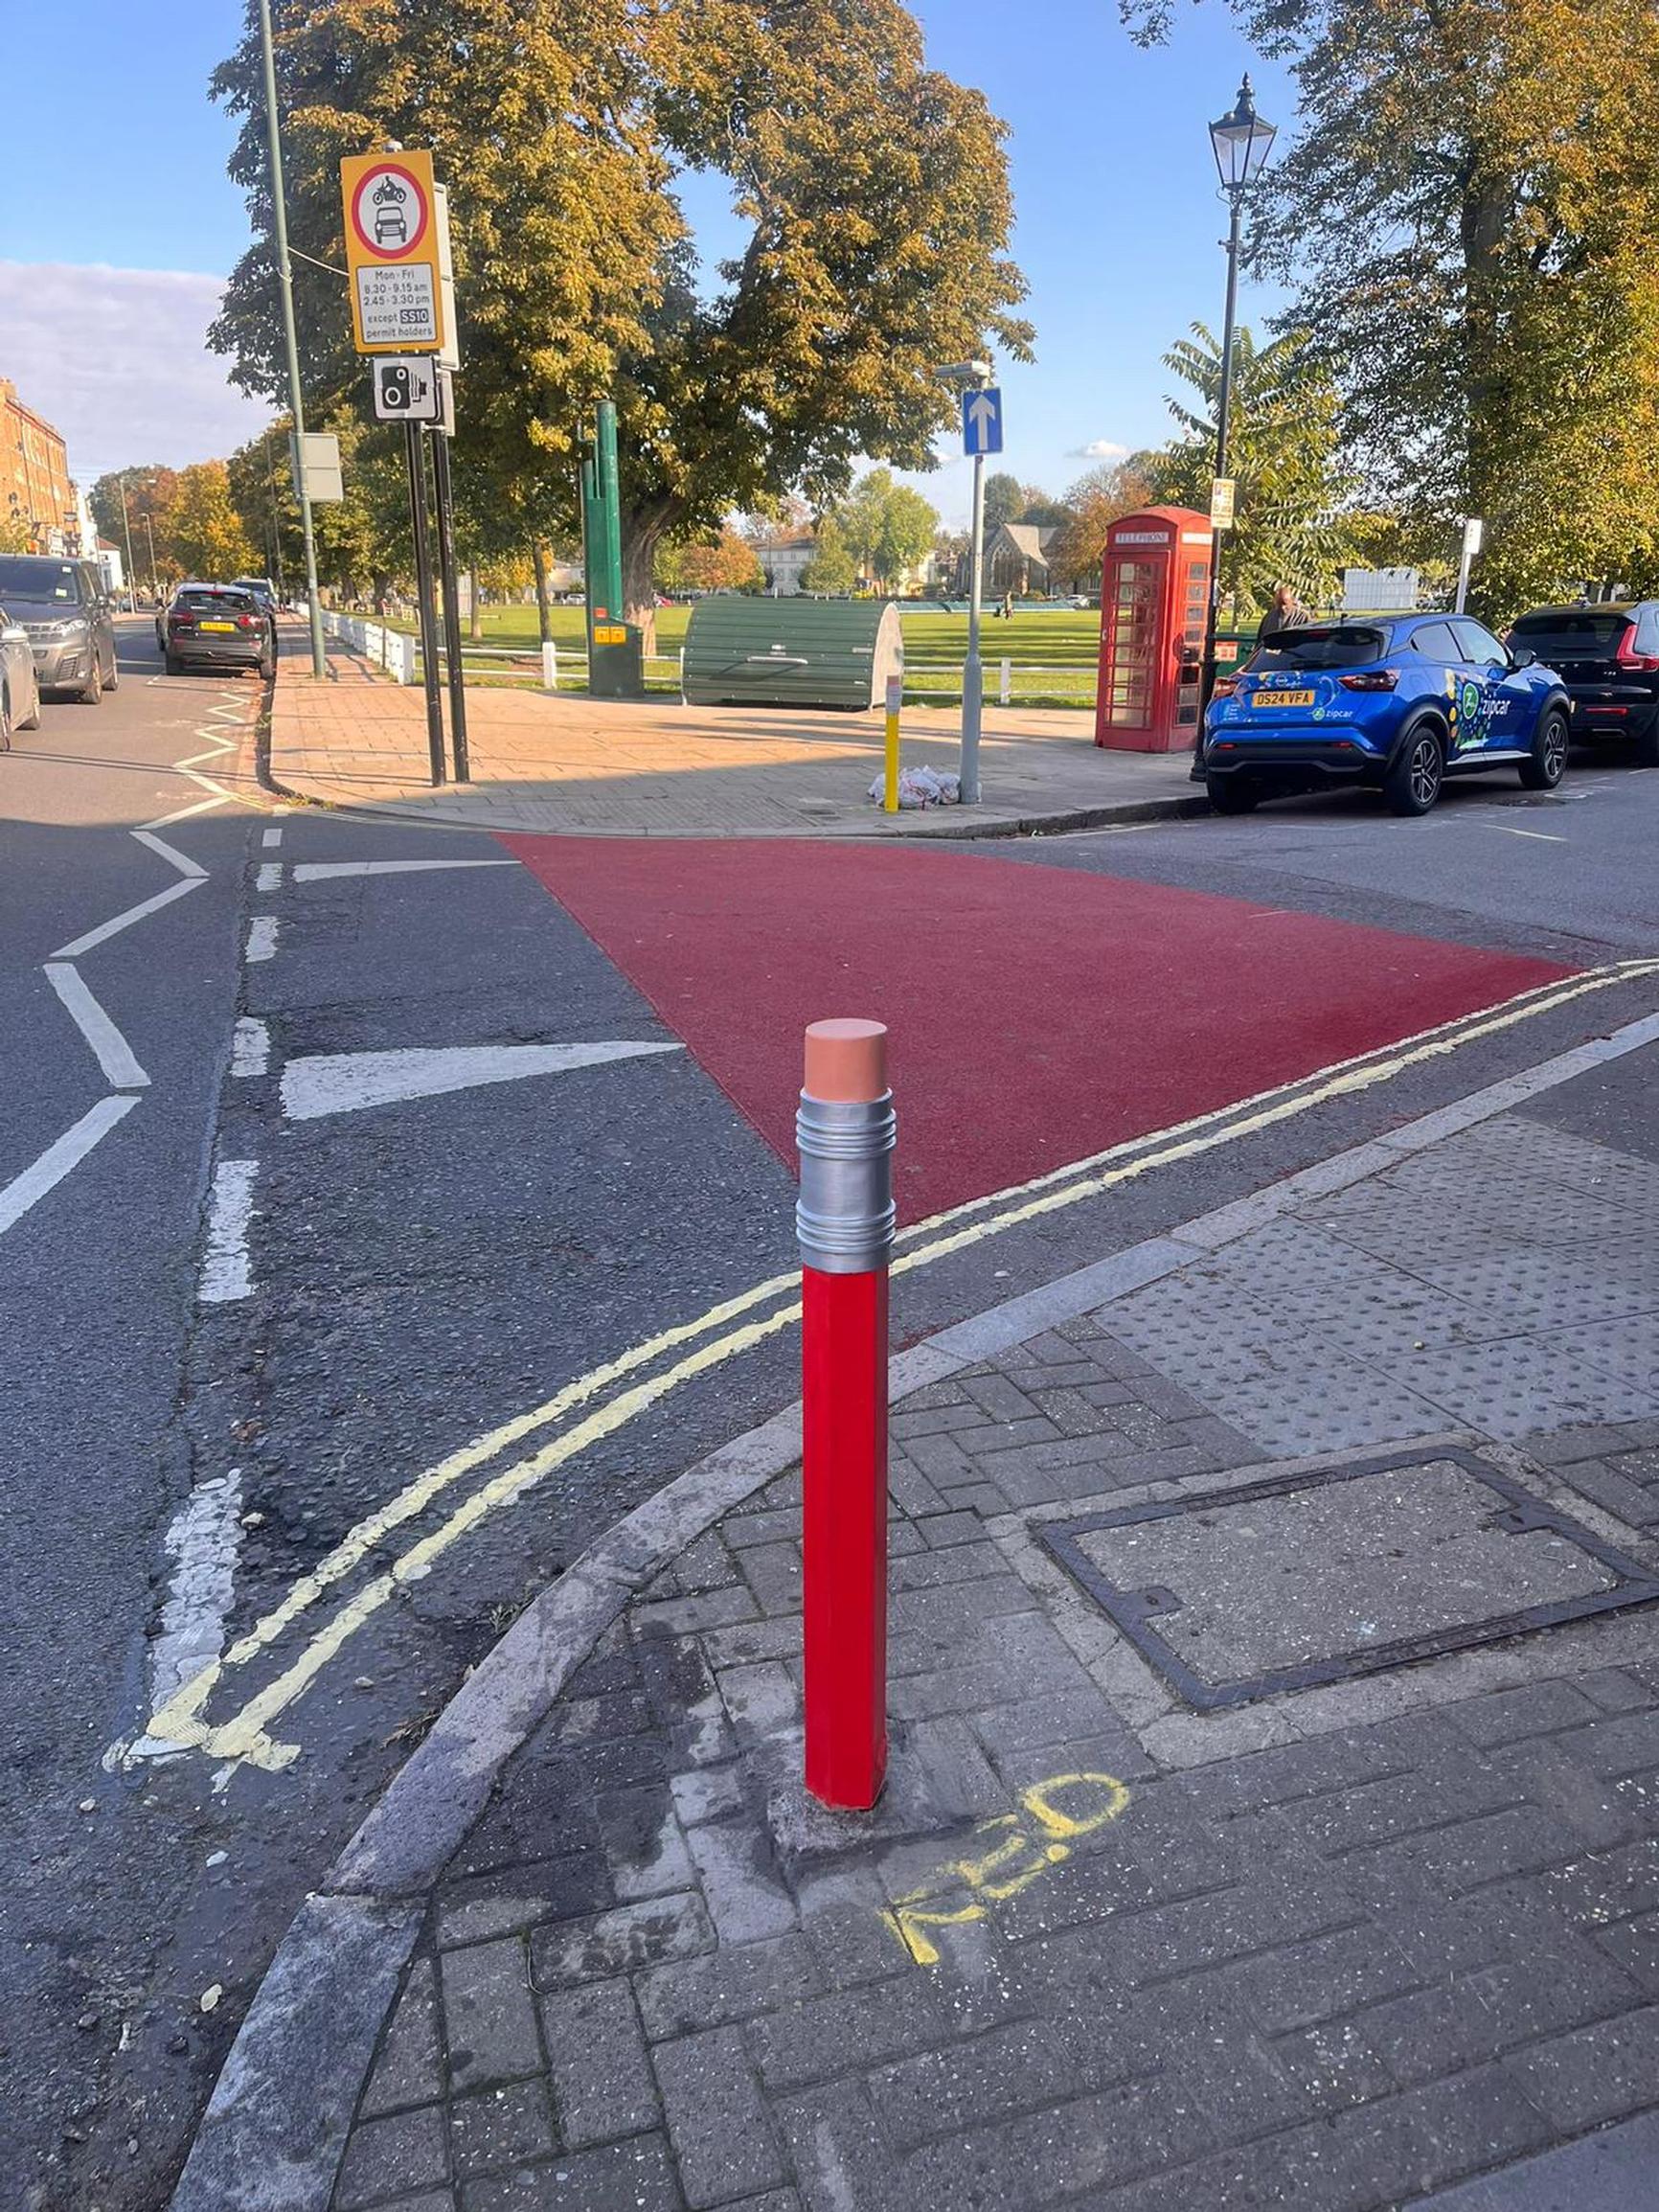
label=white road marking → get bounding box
[120,1470,246,1763]
[261,828,284,850]
[231,1018,270,1079]
[130,829,209,879]
[245,916,279,963]
[200,1160,259,1303]
[52,878,203,960]
[0,1097,140,1239]
[140,794,231,831]
[142,959,1659,1768]
[290,859,518,882]
[257,863,284,893]
[1490,825,1567,843]
[43,965,148,1089]
[280,1039,683,1121]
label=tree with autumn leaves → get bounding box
[1123,0,1659,616]
[90,461,257,587]
[209,0,1030,647]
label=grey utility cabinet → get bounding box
[682,597,902,710]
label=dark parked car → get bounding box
[1506,603,1659,767]
[0,554,118,703]
[1203,613,1571,816]
[161,583,275,679]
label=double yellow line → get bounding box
[140,959,1659,1770]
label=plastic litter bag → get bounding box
[868,764,962,810]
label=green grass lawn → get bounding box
[381,601,1102,705]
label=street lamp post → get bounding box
[143,513,160,600]
[1195,76,1277,779]
[116,477,139,609]
[257,0,328,677]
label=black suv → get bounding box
[161,583,276,680]
[0,554,118,703]
[1507,603,1659,766]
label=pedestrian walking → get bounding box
[1259,582,1308,642]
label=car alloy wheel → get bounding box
[1409,734,1442,809]
[0,686,11,752]
[1520,707,1568,791]
[1384,722,1443,816]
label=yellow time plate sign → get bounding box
[340,150,445,355]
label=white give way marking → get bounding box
[280,1040,684,1121]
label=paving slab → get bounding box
[264,630,1201,839]
[175,1098,1659,2212]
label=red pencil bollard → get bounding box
[797,1018,898,1812]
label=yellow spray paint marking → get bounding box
[882,1774,1132,1967]
[146,959,1659,1767]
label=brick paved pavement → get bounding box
[325,1102,1659,2212]
[265,632,1197,839]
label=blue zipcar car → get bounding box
[1202,613,1571,816]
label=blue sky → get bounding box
[0,0,1293,513]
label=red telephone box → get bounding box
[1094,508,1215,751]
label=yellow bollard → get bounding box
[883,673,902,813]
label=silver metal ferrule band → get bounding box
[796,1092,898,1274]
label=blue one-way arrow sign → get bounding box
[963,387,1004,457]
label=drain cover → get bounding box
[1038,1447,1659,1711]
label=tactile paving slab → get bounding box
[1038,1446,1659,1711]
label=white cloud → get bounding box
[0,262,274,483]
[1069,438,1130,461]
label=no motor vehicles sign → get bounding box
[340,150,445,355]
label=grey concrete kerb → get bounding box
[170,1004,1659,2211]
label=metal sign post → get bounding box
[403,422,446,787]
[428,403,470,783]
[959,381,1002,807]
[343,147,456,787]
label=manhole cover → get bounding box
[1038,1447,1659,1711]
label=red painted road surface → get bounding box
[505,839,1572,1222]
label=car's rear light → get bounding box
[169,614,193,630]
[1339,669,1400,692]
[1212,676,1239,698]
[1614,625,1659,673]
[237,613,257,629]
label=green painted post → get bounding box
[595,400,624,623]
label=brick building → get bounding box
[2,378,76,553]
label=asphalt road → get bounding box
[3,643,1656,2207]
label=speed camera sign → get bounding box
[372,356,443,422]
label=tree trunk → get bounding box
[622,500,681,659]
[530,542,553,643]
[467,568,484,640]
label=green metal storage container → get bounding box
[682,597,902,710]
